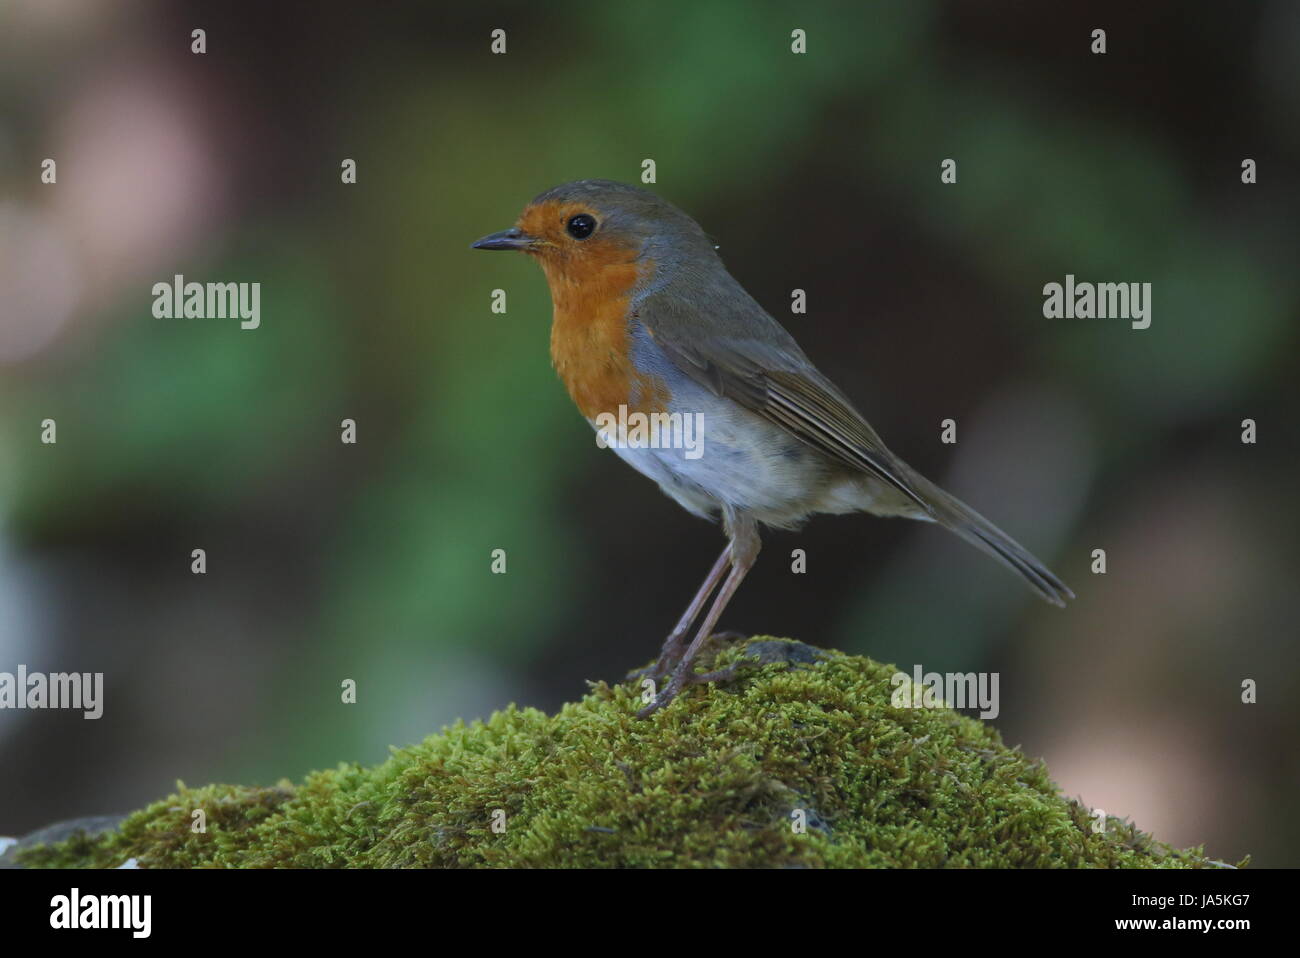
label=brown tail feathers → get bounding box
[909,472,1074,607]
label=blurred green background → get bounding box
[1,0,1297,865]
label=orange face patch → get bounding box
[518,200,668,420]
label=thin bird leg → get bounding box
[631,544,731,681]
[638,518,761,718]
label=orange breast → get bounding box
[542,250,668,420]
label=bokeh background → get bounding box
[1,0,1296,866]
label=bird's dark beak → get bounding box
[471,227,537,251]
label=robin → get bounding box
[473,179,1072,717]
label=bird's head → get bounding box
[471,179,715,288]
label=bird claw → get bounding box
[633,653,755,719]
[627,629,746,684]
[682,663,746,686]
[624,661,664,683]
[635,692,671,720]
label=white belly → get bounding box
[589,384,874,528]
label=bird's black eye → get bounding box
[566,213,596,239]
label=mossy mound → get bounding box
[14,638,1234,868]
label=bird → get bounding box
[472,179,1072,717]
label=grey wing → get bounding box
[639,293,933,514]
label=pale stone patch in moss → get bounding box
[14,638,1240,868]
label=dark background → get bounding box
[1,1,1296,865]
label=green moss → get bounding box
[15,638,1240,868]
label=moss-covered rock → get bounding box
[11,638,1238,868]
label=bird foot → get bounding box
[624,658,671,684]
[633,648,755,719]
[625,631,748,685]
